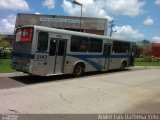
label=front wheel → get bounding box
[73,64,84,77]
[121,61,127,70]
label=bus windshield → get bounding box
[15,27,33,42]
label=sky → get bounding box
[0,0,160,42]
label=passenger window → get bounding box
[112,41,130,53]
[37,32,48,51]
[71,36,88,52]
[88,38,102,52]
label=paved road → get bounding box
[0,68,142,90]
[0,68,160,114]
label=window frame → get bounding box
[88,38,103,52]
[70,36,88,52]
[37,31,49,51]
[112,41,130,53]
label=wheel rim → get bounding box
[121,63,125,69]
[75,66,82,75]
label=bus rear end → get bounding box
[12,27,34,74]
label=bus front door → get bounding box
[103,43,111,70]
[48,38,66,75]
[130,46,136,66]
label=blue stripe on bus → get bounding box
[67,54,130,58]
[84,58,103,70]
[12,52,131,71]
[66,54,130,71]
[109,55,130,58]
[12,52,35,59]
[66,54,102,70]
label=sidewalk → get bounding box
[0,72,27,78]
[134,66,160,69]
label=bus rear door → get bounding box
[103,43,111,70]
[48,38,67,75]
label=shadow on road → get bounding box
[10,74,73,85]
[10,69,131,85]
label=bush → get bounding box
[0,47,12,58]
[144,56,152,62]
[136,56,160,62]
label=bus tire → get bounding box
[73,63,84,77]
[121,61,127,70]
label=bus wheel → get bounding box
[121,61,127,70]
[73,63,84,77]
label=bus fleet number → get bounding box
[36,55,47,60]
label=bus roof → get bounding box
[19,25,135,43]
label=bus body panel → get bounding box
[12,27,35,74]
[12,25,137,76]
[64,54,104,73]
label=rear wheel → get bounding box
[73,63,84,77]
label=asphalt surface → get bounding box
[0,67,160,114]
[0,68,144,90]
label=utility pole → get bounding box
[109,20,115,37]
[73,0,83,32]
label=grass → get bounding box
[135,61,160,66]
[0,59,16,73]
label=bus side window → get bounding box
[112,41,130,53]
[37,32,48,51]
[88,38,102,52]
[71,36,88,52]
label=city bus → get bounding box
[12,25,136,77]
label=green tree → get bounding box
[142,39,150,44]
[0,41,10,47]
[0,34,7,40]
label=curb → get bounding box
[134,66,160,69]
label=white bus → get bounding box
[12,25,136,77]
